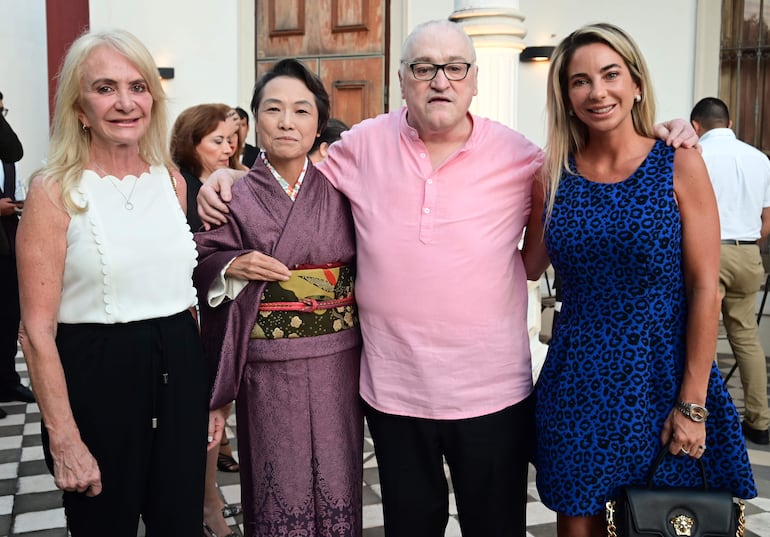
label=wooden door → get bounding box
[256,0,388,129]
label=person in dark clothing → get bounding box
[234,107,258,168]
[0,90,35,414]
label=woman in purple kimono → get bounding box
[193,59,362,537]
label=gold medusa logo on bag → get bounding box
[670,514,695,536]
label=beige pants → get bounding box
[719,243,770,430]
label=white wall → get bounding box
[389,0,455,108]
[3,0,254,186]
[88,0,244,135]
[516,0,700,147]
[0,0,48,190]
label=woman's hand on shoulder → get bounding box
[226,251,291,282]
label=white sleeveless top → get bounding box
[59,165,198,324]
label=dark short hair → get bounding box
[250,59,330,134]
[234,106,249,124]
[690,97,730,130]
[309,118,349,155]
[0,91,4,100]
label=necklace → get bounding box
[260,151,307,201]
[92,161,144,210]
[107,175,138,210]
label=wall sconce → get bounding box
[158,67,175,80]
[520,46,556,63]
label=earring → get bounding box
[568,109,574,117]
[634,94,642,103]
[82,123,90,132]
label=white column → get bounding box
[452,1,549,377]
[449,0,526,129]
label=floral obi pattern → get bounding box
[250,263,357,339]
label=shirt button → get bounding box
[427,179,433,184]
[423,208,431,214]
[420,153,426,158]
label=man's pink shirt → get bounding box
[318,107,544,419]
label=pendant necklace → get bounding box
[92,161,143,210]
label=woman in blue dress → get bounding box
[522,22,756,537]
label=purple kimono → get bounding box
[194,161,363,537]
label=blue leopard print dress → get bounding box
[534,139,757,516]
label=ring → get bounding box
[679,447,689,455]
[699,444,707,452]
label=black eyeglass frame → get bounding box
[403,62,473,82]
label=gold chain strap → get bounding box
[736,500,745,537]
[166,167,177,194]
[606,500,618,537]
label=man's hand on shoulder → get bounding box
[654,119,701,152]
[197,168,245,230]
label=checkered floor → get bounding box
[3,347,770,536]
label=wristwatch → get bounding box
[676,400,710,422]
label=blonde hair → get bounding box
[40,29,173,212]
[544,23,656,220]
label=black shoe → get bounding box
[742,421,770,445]
[0,408,7,419]
[0,384,35,403]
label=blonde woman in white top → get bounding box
[16,29,223,537]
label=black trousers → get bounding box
[42,311,209,537]
[365,395,535,537]
[0,254,21,389]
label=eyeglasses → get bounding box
[0,108,7,117]
[404,62,472,81]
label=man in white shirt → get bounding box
[691,97,770,444]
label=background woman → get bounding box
[522,22,756,537]
[171,103,241,232]
[16,29,220,536]
[170,102,244,537]
[193,58,362,537]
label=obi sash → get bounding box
[251,263,357,339]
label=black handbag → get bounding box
[605,446,745,537]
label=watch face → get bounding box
[690,405,708,421]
